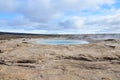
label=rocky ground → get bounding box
[0,38,120,80]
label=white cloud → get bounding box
[0,0,19,12]
[59,16,85,29]
[60,8,120,33]
[70,16,85,29]
[0,0,119,34]
[0,0,116,22]
[52,0,115,11]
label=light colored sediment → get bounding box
[0,38,120,80]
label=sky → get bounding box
[0,0,120,34]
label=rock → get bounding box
[22,41,28,44]
[103,56,119,61]
[108,45,116,49]
[104,39,116,41]
[16,60,37,63]
[0,50,3,53]
[102,77,112,80]
[0,60,5,64]
[105,44,116,49]
[64,55,93,61]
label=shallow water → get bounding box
[36,39,89,45]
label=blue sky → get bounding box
[0,0,120,34]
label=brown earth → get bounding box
[0,38,120,80]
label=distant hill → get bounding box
[0,32,38,35]
[0,32,120,41]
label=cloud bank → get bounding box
[0,0,120,34]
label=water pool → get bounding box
[36,39,89,45]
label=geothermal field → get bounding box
[0,33,120,80]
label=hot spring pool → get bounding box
[36,39,89,45]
